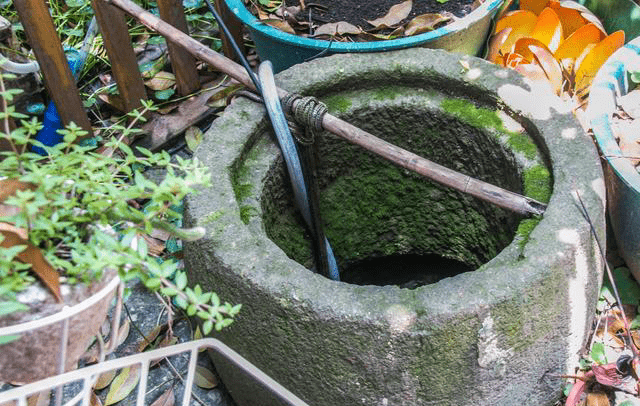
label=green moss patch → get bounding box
[322,95,352,114]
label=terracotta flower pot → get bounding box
[0,274,120,384]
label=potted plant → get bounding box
[587,36,640,282]
[223,0,505,72]
[0,72,240,384]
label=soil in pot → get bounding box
[250,0,481,40]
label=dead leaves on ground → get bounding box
[249,0,464,42]
[565,268,640,405]
[486,0,624,106]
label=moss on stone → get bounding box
[322,95,352,114]
[373,86,401,101]
[524,165,552,203]
[263,102,524,272]
[516,217,541,250]
[410,315,480,403]
[440,98,503,130]
[239,205,257,224]
[508,132,538,160]
[491,267,564,349]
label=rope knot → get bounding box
[282,94,327,145]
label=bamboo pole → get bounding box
[103,0,547,216]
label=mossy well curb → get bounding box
[185,48,605,406]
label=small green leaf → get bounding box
[0,301,28,317]
[175,272,187,291]
[154,89,175,101]
[0,334,21,345]
[144,278,162,290]
[187,304,197,316]
[160,287,178,296]
[174,295,188,309]
[184,126,203,152]
[202,320,213,335]
[590,342,607,365]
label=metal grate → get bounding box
[0,338,309,406]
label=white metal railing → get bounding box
[0,338,309,406]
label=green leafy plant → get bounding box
[0,72,239,335]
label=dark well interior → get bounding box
[260,102,527,288]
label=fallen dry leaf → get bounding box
[614,120,640,166]
[194,366,218,389]
[575,30,625,96]
[314,21,362,37]
[520,0,549,14]
[529,43,564,94]
[554,23,604,70]
[404,13,451,36]
[150,387,174,406]
[586,392,610,406]
[94,370,118,390]
[493,10,538,56]
[367,0,412,29]
[26,391,50,406]
[529,7,563,52]
[0,222,61,302]
[145,72,176,91]
[104,366,140,406]
[263,19,296,35]
[548,1,587,37]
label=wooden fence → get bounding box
[12,0,243,137]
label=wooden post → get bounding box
[157,0,200,96]
[214,0,244,62]
[91,0,147,113]
[13,0,92,133]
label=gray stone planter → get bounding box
[184,49,606,406]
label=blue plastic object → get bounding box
[587,37,640,281]
[258,61,340,281]
[32,48,87,155]
[224,0,504,72]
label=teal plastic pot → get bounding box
[580,0,640,40]
[225,0,504,72]
[588,36,640,281]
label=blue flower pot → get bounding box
[225,0,505,72]
[588,36,640,281]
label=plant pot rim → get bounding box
[588,36,640,191]
[0,275,121,336]
[224,0,504,52]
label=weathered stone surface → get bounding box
[184,48,605,406]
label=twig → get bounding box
[573,190,639,359]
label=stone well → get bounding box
[184,49,605,406]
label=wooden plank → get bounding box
[214,0,244,62]
[13,0,92,133]
[156,0,200,96]
[92,0,147,113]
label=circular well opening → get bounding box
[257,95,546,288]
